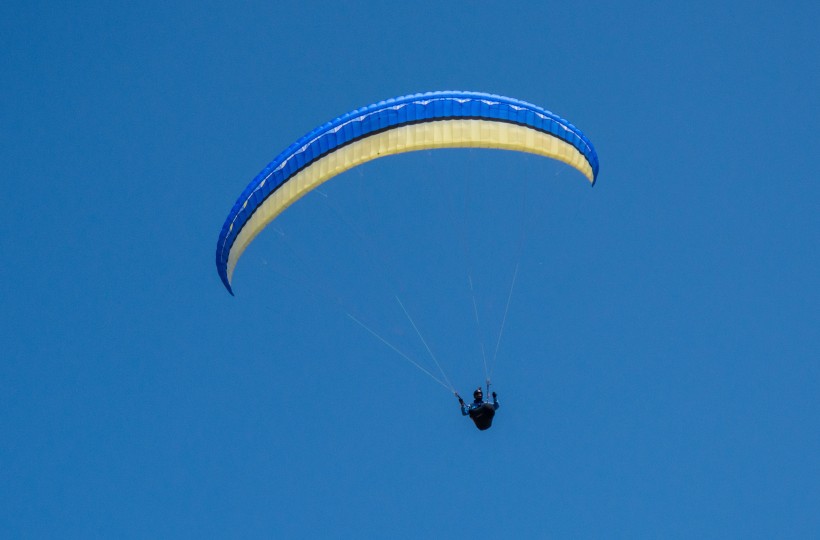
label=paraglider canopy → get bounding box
[216,91,599,295]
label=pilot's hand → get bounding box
[492,392,497,399]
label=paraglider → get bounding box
[457,387,500,430]
[215,91,599,295]
[215,91,599,431]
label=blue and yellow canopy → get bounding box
[216,91,599,294]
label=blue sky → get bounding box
[2,1,818,537]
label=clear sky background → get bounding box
[2,1,818,538]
